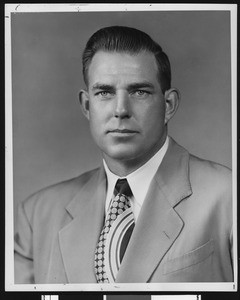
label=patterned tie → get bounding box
[94,178,135,283]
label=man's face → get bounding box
[82,51,169,168]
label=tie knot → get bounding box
[114,178,133,197]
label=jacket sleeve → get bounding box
[14,200,35,284]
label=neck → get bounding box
[103,158,143,177]
[103,134,167,177]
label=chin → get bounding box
[104,146,140,162]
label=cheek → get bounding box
[88,109,107,144]
[89,116,101,135]
[138,103,166,129]
[89,105,103,125]
[89,100,111,120]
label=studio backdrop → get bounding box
[11,10,232,223]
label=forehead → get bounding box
[87,51,160,87]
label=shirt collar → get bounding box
[103,136,169,212]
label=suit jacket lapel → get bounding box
[116,138,192,282]
[57,138,192,283]
[59,166,106,283]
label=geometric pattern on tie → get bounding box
[94,179,135,283]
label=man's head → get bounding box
[82,26,171,94]
[79,26,179,175]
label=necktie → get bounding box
[94,178,135,283]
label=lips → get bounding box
[109,129,137,133]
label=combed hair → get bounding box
[82,26,171,93]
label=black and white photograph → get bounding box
[5,3,237,292]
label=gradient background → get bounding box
[11,11,232,219]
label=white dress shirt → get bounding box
[103,136,169,222]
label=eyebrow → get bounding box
[91,84,114,91]
[127,82,155,91]
[91,81,155,91]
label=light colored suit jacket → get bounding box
[14,138,233,283]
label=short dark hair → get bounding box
[82,26,171,93]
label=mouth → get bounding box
[107,129,138,136]
[110,129,137,133]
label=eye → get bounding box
[132,90,150,97]
[136,90,146,96]
[95,91,113,98]
[100,91,110,96]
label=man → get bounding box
[14,26,233,284]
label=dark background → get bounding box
[1,293,240,300]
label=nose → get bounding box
[114,92,131,119]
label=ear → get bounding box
[164,88,180,124]
[79,89,90,120]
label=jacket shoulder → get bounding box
[189,154,231,177]
[189,154,231,196]
[20,168,100,223]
